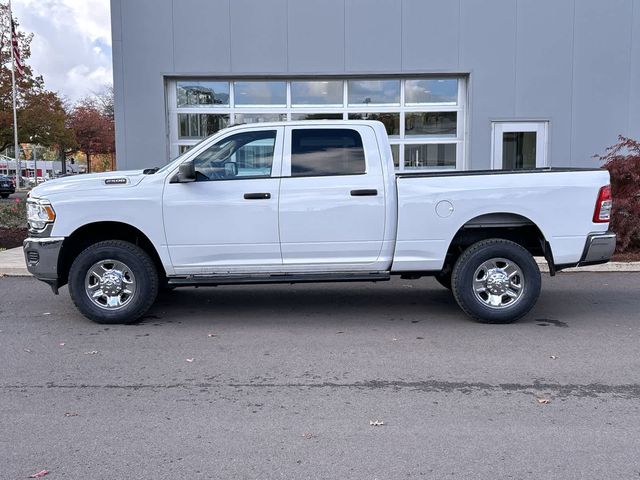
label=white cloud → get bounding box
[12,0,112,101]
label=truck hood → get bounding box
[30,170,148,199]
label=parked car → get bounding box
[27,176,47,186]
[0,174,16,198]
[23,121,615,324]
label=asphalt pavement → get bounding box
[1,273,639,479]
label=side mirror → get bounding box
[224,162,238,177]
[177,160,196,183]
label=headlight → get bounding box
[27,198,56,231]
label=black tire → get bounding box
[451,239,541,324]
[0,194,8,199]
[68,240,159,324]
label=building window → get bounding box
[178,113,229,139]
[234,81,286,106]
[291,81,343,106]
[177,81,230,107]
[348,112,400,136]
[168,76,466,171]
[347,80,400,106]
[405,79,458,105]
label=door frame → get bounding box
[491,121,549,170]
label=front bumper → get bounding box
[23,236,64,293]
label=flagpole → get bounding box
[8,0,20,189]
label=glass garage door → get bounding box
[166,77,467,171]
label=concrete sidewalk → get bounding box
[1,246,639,277]
[0,247,30,276]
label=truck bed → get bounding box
[391,167,610,272]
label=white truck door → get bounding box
[163,127,284,274]
[278,125,386,268]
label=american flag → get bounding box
[11,18,24,77]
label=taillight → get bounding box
[593,185,612,223]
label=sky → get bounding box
[12,0,112,102]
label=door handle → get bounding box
[350,189,378,196]
[244,192,271,200]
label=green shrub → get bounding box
[0,198,27,229]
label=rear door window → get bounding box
[290,129,366,177]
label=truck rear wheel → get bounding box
[451,239,541,324]
[68,240,159,324]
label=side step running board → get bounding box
[168,271,391,287]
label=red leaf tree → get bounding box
[596,136,640,253]
[68,96,114,173]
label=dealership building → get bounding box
[110,0,640,172]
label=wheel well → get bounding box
[57,222,166,287]
[442,213,552,274]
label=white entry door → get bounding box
[491,122,548,170]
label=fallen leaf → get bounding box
[83,351,98,355]
[550,355,557,360]
[64,412,79,417]
[301,432,315,439]
[537,398,550,405]
[207,334,216,338]
[43,313,51,316]
[24,348,32,353]
[392,338,398,341]
[29,470,49,478]
[186,358,194,363]
[369,420,385,426]
[59,343,65,346]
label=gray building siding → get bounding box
[111,0,640,171]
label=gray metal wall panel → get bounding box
[459,0,517,170]
[402,0,459,71]
[229,0,287,73]
[173,0,231,74]
[629,1,640,140]
[571,0,633,166]
[345,0,401,72]
[515,0,574,167]
[112,0,640,171]
[110,0,122,41]
[110,0,125,167]
[288,0,345,73]
[119,0,174,170]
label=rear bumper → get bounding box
[578,231,616,266]
[23,236,64,293]
[555,231,616,271]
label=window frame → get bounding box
[167,77,467,172]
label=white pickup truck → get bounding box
[23,121,615,324]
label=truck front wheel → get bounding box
[68,240,159,324]
[451,239,541,324]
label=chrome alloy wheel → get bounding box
[84,259,137,310]
[472,257,524,309]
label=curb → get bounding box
[0,268,31,277]
[536,261,640,273]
